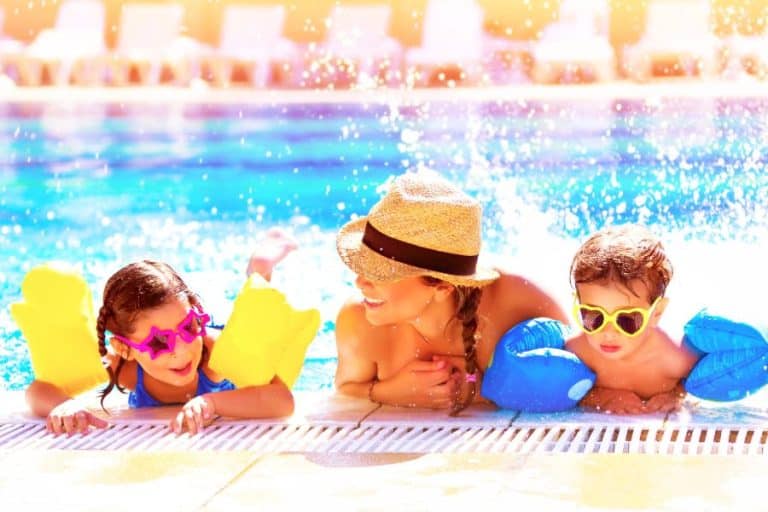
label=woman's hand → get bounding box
[373,359,460,409]
[170,395,217,435]
[46,399,108,435]
[430,354,480,411]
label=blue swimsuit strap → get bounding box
[130,364,235,408]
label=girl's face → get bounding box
[575,279,666,361]
[355,275,442,326]
[121,298,204,386]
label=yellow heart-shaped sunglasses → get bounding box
[572,296,661,338]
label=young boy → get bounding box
[566,224,698,414]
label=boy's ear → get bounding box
[109,337,135,361]
[651,297,669,324]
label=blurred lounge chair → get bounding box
[106,3,185,85]
[405,0,486,86]
[199,5,298,87]
[310,5,402,87]
[0,7,29,84]
[13,0,106,86]
[623,0,720,81]
[718,3,768,81]
[720,32,763,79]
[531,0,615,83]
[482,25,535,86]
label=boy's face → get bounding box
[575,278,667,361]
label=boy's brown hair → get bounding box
[570,224,673,302]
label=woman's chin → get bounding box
[363,309,392,326]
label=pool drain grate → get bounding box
[1,421,766,455]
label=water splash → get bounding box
[1,97,767,395]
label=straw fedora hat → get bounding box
[336,170,499,287]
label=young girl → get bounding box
[26,232,298,435]
[334,170,567,415]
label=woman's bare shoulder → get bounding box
[336,297,367,331]
[482,269,569,324]
[335,297,388,355]
[488,269,547,292]
[484,270,550,306]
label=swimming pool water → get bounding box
[1,97,767,392]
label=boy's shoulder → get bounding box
[565,332,603,369]
[650,326,684,351]
[650,327,698,376]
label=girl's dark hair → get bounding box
[422,277,483,416]
[97,260,201,408]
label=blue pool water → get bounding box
[1,97,767,392]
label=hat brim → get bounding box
[336,217,500,287]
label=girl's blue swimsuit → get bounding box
[128,365,236,408]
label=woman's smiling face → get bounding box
[354,275,438,326]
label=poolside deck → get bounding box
[2,389,767,510]
[3,79,768,105]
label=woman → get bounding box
[335,170,567,415]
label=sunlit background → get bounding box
[0,0,767,86]
[0,1,767,403]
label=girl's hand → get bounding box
[46,399,108,436]
[170,394,216,435]
[374,359,460,409]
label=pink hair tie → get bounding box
[465,372,477,383]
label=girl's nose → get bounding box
[172,336,191,355]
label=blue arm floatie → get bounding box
[683,309,768,401]
[481,318,595,412]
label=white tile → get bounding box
[288,391,378,425]
[0,450,254,509]
[362,401,517,427]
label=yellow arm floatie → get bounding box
[10,264,108,396]
[208,274,321,389]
